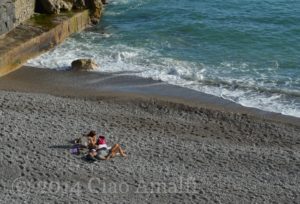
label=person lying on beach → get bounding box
[87,135,127,161]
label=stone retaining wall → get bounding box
[0,0,36,36]
[0,10,91,76]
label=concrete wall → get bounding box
[0,0,36,36]
[0,10,91,76]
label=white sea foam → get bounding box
[110,0,130,5]
[27,41,300,118]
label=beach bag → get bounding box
[70,144,80,155]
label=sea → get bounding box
[27,0,300,118]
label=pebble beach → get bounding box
[0,67,299,203]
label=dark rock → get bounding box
[84,0,103,24]
[60,0,73,11]
[35,0,73,14]
[35,0,104,24]
[71,59,98,71]
[73,0,86,9]
[35,0,61,14]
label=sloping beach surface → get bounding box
[0,67,300,203]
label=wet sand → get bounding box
[0,66,299,203]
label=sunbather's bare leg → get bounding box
[117,145,127,157]
[106,144,126,160]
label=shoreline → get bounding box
[0,66,300,203]
[0,66,299,127]
[1,1,300,202]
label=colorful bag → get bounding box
[70,144,80,155]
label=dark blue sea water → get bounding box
[28,0,300,117]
